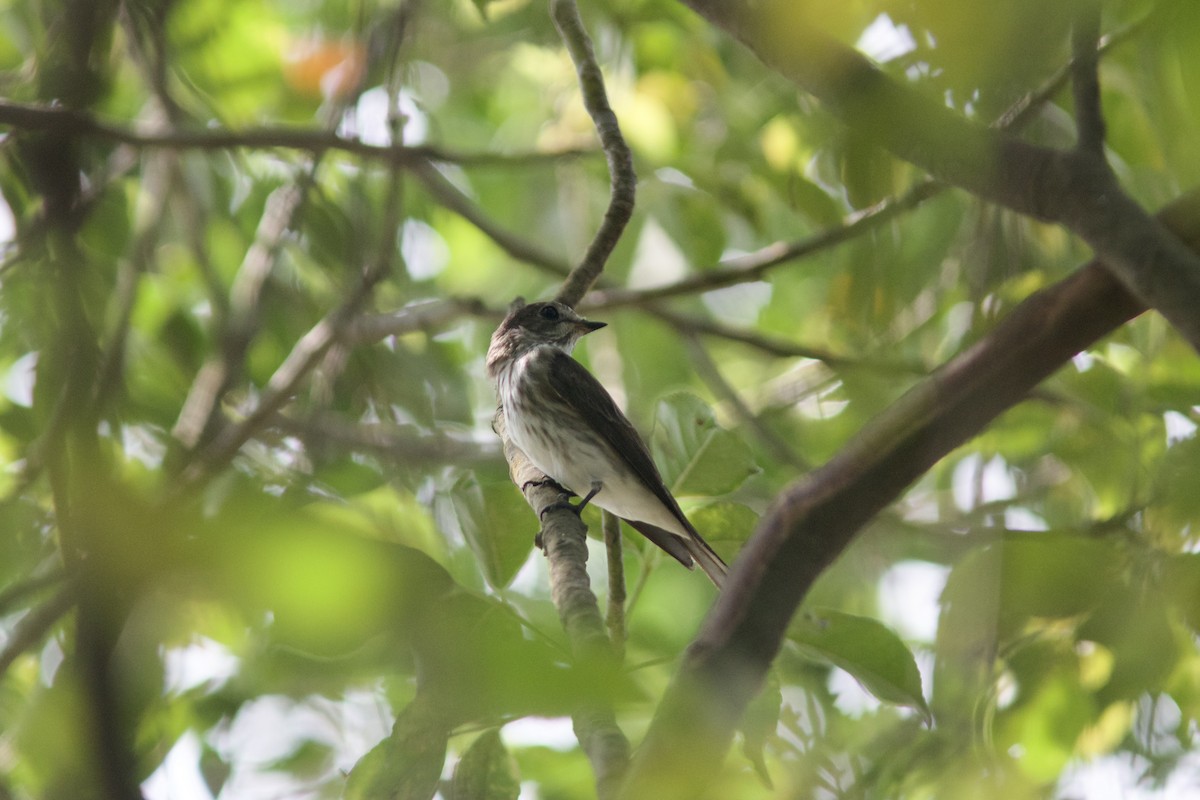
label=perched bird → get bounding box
[487,299,728,588]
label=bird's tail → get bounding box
[624,519,729,589]
[686,535,728,590]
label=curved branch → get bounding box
[620,187,1200,799]
[550,0,637,307]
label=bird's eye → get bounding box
[539,305,560,321]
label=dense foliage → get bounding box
[1,0,1198,798]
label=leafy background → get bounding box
[1,0,1199,798]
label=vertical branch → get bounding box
[603,511,627,657]
[488,0,635,791]
[1071,3,1107,157]
[549,0,637,307]
[494,414,631,797]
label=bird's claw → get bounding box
[538,492,583,521]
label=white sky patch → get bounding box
[4,351,37,407]
[163,637,240,695]
[0,195,14,245]
[878,560,948,643]
[1004,506,1048,532]
[1165,410,1198,446]
[856,14,917,63]
[346,87,427,146]
[143,732,214,800]
[828,667,882,717]
[400,219,450,280]
[701,280,772,327]
[952,454,1016,511]
[1059,751,1200,799]
[502,716,579,751]
[628,218,688,289]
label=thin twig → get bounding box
[266,412,502,466]
[680,332,809,471]
[0,99,597,167]
[603,511,627,658]
[549,0,637,307]
[0,583,76,680]
[410,160,572,277]
[172,164,321,449]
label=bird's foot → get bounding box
[538,482,602,521]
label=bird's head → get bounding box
[486,299,606,376]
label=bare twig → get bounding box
[172,165,320,449]
[267,412,502,466]
[603,511,627,658]
[345,296,493,343]
[680,332,809,471]
[0,99,596,167]
[410,160,572,277]
[549,0,637,307]
[0,584,76,680]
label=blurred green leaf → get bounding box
[791,608,929,716]
[449,730,521,800]
[651,393,759,497]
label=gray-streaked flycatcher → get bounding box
[487,299,728,588]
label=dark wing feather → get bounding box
[541,349,696,536]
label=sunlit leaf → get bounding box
[790,608,929,716]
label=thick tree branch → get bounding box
[676,0,1200,354]
[620,187,1200,799]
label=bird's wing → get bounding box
[539,349,696,536]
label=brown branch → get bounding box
[588,181,940,309]
[0,99,596,167]
[549,0,637,307]
[345,296,493,343]
[675,0,1200,354]
[620,187,1200,799]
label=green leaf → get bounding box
[431,468,534,590]
[790,609,929,716]
[651,393,759,497]
[345,694,450,800]
[449,730,521,800]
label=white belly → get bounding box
[498,356,686,537]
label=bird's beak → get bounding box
[578,318,606,334]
